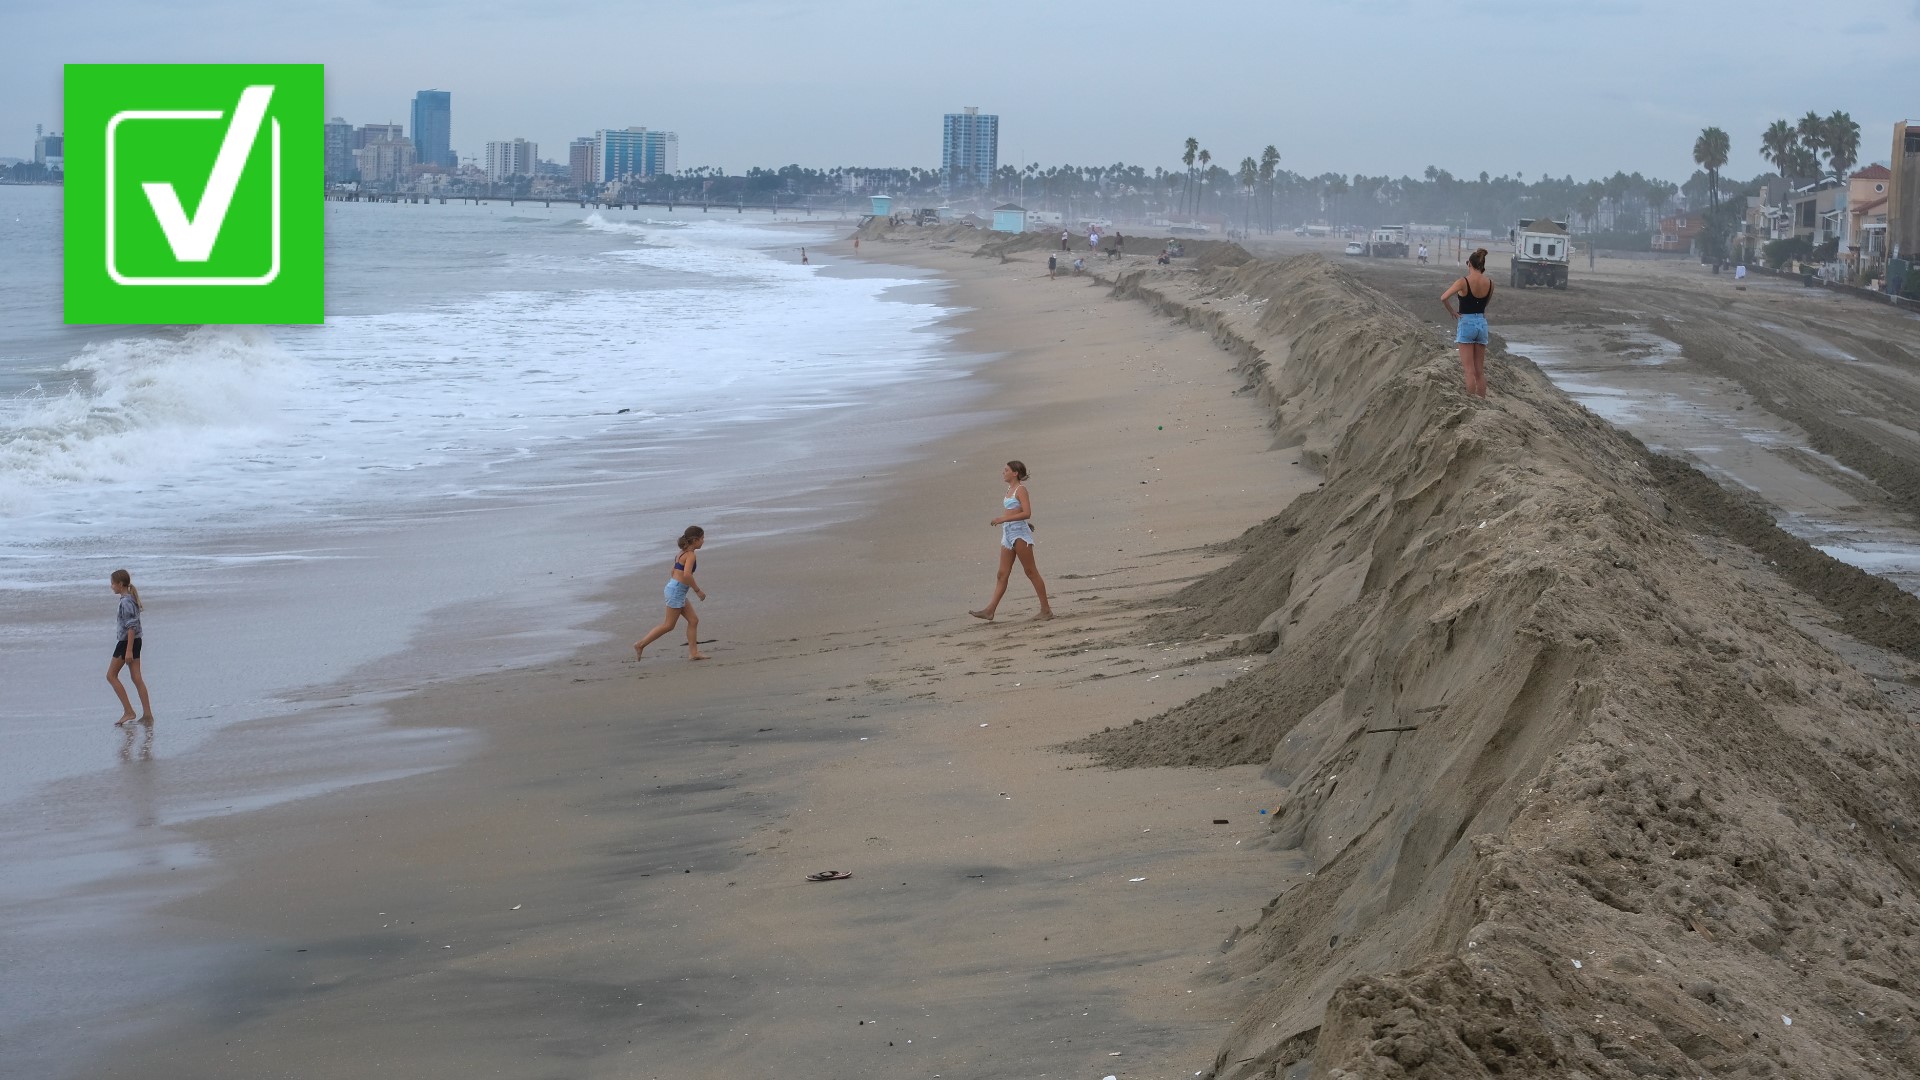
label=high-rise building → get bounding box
[410,90,454,168]
[942,107,998,193]
[484,138,539,181]
[594,127,678,182]
[354,136,417,187]
[568,137,598,186]
[32,129,63,170]
[355,122,404,150]
[324,117,355,182]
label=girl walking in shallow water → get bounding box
[107,569,153,724]
[635,526,709,661]
[970,460,1053,622]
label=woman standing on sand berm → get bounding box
[970,461,1052,622]
[1440,247,1494,398]
[634,526,709,661]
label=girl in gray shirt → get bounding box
[109,569,152,724]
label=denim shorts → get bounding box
[664,580,690,609]
[1001,521,1035,550]
[1456,313,1488,345]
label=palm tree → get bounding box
[1693,126,1730,258]
[1325,174,1349,229]
[1238,157,1259,236]
[1825,110,1861,177]
[1761,120,1797,177]
[1181,137,1198,216]
[1259,144,1280,234]
[1797,111,1828,177]
[1196,149,1211,216]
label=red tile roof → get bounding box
[1851,163,1891,180]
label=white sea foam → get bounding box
[0,328,307,522]
[0,216,944,554]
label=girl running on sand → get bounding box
[107,569,153,724]
[634,526,709,661]
[970,461,1053,622]
[1441,247,1494,398]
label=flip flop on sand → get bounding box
[806,870,852,882]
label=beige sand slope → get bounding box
[964,239,1920,1077]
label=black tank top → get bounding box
[1458,273,1491,315]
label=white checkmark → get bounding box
[141,84,273,263]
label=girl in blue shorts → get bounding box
[634,526,708,661]
[969,460,1053,622]
[1440,247,1494,398]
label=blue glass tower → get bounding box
[410,90,454,168]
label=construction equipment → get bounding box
[1510,218,1571,288]
[1366,224,1410,258]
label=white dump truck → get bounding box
[1367,224,1410,258]
[1510,218,1571,288]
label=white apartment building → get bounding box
[484,138,539,182]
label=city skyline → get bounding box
[5,1,1916,182]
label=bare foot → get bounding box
[969,609,994,622]
[138,715,155,724]
[690,653,710,662]
[633,643,646,661]
[1031,610,1055,621]
[114,714,136,726]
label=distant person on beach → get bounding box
[969,461,1052,622]
[801,248,809,264]
[107,569,152,725]
[1417,243,1429,264]
[1089,230,1100,251]
[1061,229,1069,251]
[854,237,860,251]
[1048,253,1058,279]
[634,526,709,662]
[1440,247,1494,398]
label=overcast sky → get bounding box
[6,0,1916,181]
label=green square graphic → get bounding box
[64,64,323,324]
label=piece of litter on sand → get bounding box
[1148,674,1160,680]
[980,724,989,728]
[1783,1015,1793,1026]
[1478,520,1487,529]
[1213,819,1230,824]
[511,904,522,910]
[1572,959,1583,969]
[1129,877,1147,882]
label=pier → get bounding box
[324,191,864,216]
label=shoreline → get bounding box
[55,228,1319,1077]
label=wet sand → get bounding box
[68,239,1318,1078]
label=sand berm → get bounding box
[906,223,1920,1079]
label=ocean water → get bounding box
[0,187,961,803]
[1,188,979,1077]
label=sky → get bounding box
[4,0,1916,183]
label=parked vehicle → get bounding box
[1509,218,1571,288]
[1344,240,1367,256]
[1367,224,1410,258]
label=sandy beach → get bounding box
[41,220,1920,1080]
[67,233,1319,1079]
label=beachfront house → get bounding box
[991,204,1028,233]
[1652,213,1705,253]
[1847,164,1892,262]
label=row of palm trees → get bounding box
[1690,110,1863,258]
[1761,111,1863,186]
